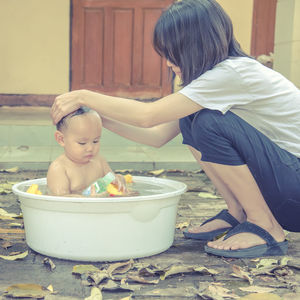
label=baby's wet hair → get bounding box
[56,106,91,131]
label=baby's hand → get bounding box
[112,174,128,193]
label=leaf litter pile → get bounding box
[1,168,300,299]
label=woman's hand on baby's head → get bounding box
[113,174,128,192]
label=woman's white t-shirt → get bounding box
[179,57,300,157]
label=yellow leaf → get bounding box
[4,283,53,298]
[176,221,189,230]
[0,166,19,173]
[194,266,219,275]
[84,287,102,300]
[148,169,165,176]
[72,264,100,275]
[198,192,222,199]
[0,250,28,261]
[0,208,20,218]
[256,258,278,269]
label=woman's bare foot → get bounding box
[207,220,286,250]
[187,210,246,234]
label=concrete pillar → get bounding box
[274,0,300,87]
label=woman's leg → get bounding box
[187,146,246,234]
[180,109,300,250]
[203,163,285,250]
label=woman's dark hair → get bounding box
[56,106,91,131]
[153,0,251,86]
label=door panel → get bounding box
[251,0,277,57]
[71,0,174,99]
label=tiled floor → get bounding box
[0,106,197,170]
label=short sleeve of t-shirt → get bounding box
[179,57,256,113]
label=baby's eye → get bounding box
[78,142,86,145]
[93,140,99,144]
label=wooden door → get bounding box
[251,0,277,57]
[71,0,174,99]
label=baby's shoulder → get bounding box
[48,155,68,174]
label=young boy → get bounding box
[47,107,126,196]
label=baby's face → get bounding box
[62,113,102,164]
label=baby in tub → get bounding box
[47,106,126,196]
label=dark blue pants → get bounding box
[179,109,300,232]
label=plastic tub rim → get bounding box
[12,176,187,203]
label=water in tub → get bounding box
[22,179,177,197]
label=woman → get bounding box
[51,0,300,258]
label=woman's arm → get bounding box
[51,89,202,128]
[102,117,181,147]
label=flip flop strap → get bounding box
[201,209,240,227]
[224,221,277,246]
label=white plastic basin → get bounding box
[12,176,186,261]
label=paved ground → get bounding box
[1,169,300,300]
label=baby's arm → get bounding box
[47,161,71,196]
[99,155,127,192]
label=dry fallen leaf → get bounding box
[197,192,222,199]
[43,257,56,271]
[120,296,132,300]
[148,169,165,176]
[176,221,189,230]
[256,258,278,269]
[72,264,100,275]
[0,208,21,218]
[84,287,102,300]
[0,250,28,261]
[4,283,54,298]
[107,259,134,278]
[160,264,219,280]
[127,274,159,284]
[239,293,282,300]
[0,166,19,173]
[231,264,253,285]
[198,283,239,299]
[239,286,275,293]
[88,270,109,285]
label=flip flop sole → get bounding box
[204,240,288,258]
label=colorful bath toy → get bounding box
[82,172,115,196]
[124,174,133,183]
[26,184,42,195]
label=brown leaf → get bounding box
[127,274,159,284]
[99,279,138,292]
[198,282,239,299]
[107,259,134,278]
[231,264,253,285]
[1,241,13,249]
[43,257,56,271]
[88,270,109,285]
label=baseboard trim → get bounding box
[0,94,57,106]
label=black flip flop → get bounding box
[183,209,240,241]
[204,221,288,258]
